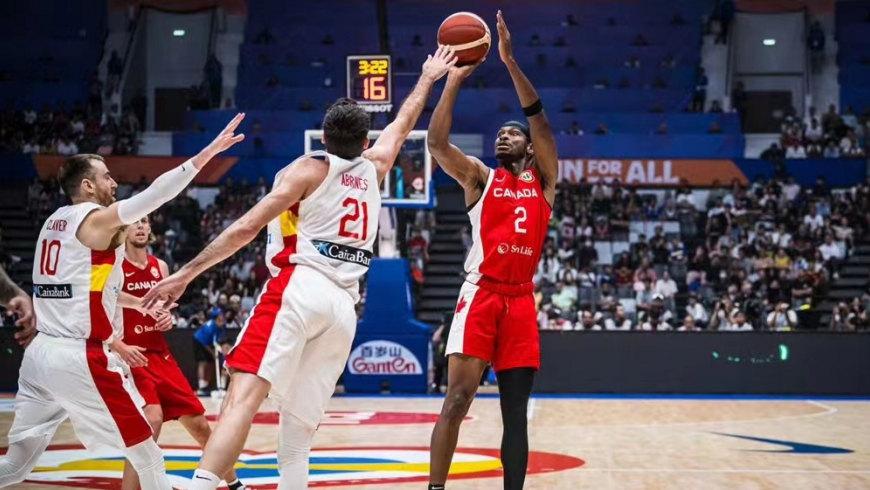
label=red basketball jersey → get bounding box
[464,167,551,285]
[122,255,168,353]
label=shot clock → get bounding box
[347,55,393,113]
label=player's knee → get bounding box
[0,457,30,486]
[124,439,164,472]
[277,415,315,468]
[443,389,474,423]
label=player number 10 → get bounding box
[363,76,387,101]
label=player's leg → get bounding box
[188,265,305,490]
[62,343,171,490]
[0,344,66,487]
[429,283,497,488]
[492,293,540,490]
[179,414,245,489]
[121,404,163,490]
[273,296,356,489]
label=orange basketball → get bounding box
[437,12,491,66]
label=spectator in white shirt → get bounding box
[576,310,601,330]
[536,252,561,285]
[805,118,823,141]
[766,302,798,331]
[56,137,78,156]
[678,315,701,331]
[785,144,807,159]
[654,271,678,312]
[803,205,824,232]
[780,177,801,202]
[604,305,633,330]
[23,107,37,125]
[556,261,579,284]
[818,234,842,262]
[21,140,40,154]
[639,316,673,331]
[720,310,753,331]
[685,294,708,326]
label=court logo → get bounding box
[14,445,583,488]
[519,170,535,183]
[207,411,473,426]
[347,340,422,375]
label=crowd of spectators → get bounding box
[768,104,870,160]
[0,84,143,156]
[533,175,868,332]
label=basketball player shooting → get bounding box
[119,217,247,490]
[426,11,558,490]
[142,46,458,490]
[0,114,245,490]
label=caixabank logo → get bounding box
[12,445,584,488]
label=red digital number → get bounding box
[39,239,61,276]
[338,198,369,240]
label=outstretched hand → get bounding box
[201,113,246,161]
[422,45,458,82]
[141,273,190,312]
[496,10,514,64]
[448,57,486,82]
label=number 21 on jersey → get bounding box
[339,197,369,240]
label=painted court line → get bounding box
[527,398,537,421]
[580,468,870,474]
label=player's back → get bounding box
[465,167,551,285]
[33,202,125,341]
[265,151,380,302]
[121,255,168,352]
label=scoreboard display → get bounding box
[346,55,392,113]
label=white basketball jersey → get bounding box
[265,151,380,303]
[32,203,126,342]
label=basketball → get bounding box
[437,12,491,66]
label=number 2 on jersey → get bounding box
[514,206,527,234]
[339,197,369,240]
[39,239,61,276]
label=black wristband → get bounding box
[523,99,544,117]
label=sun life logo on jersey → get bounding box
[498,243,509,254]
[519,170,535,183]
[13,445,583,487]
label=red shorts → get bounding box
[446,278,540,372]
[131,351,205,422]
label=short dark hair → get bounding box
[58,154,103,200]
[322,98,370,159]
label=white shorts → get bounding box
[9,334,152,450]
[225,264,357,428]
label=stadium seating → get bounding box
[0,0,106,107]
[836,1,870,111]
[171,0,745,159]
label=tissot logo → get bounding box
[311,240,372,267]
[33,284,72,298]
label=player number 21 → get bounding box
[339,197,369,240]
[514,206,527,234]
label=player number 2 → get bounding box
[39,239,61,276]
[339,197,369,240]
[514,207,527,234]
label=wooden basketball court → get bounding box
[2,394,869,489]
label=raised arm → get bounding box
[427,62,490,203]
[496,10,558,202]
[363,46,456,184]
[142,156,326,309]
[79,114,246,250]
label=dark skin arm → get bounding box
[427,62,490,207]
[496,10,559,205]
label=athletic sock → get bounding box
[227,478,245,490]
[187,469,220,490]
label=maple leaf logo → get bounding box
[456,296,468,314]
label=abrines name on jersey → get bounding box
[340,173,369,191]
[493,187,539,200]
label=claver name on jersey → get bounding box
[493,188,539,199]
[341,173,369,191]
[127,280,157,291]
[44,219,67,232]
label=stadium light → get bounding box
[763,39,776,46]
[173,29,186,37]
